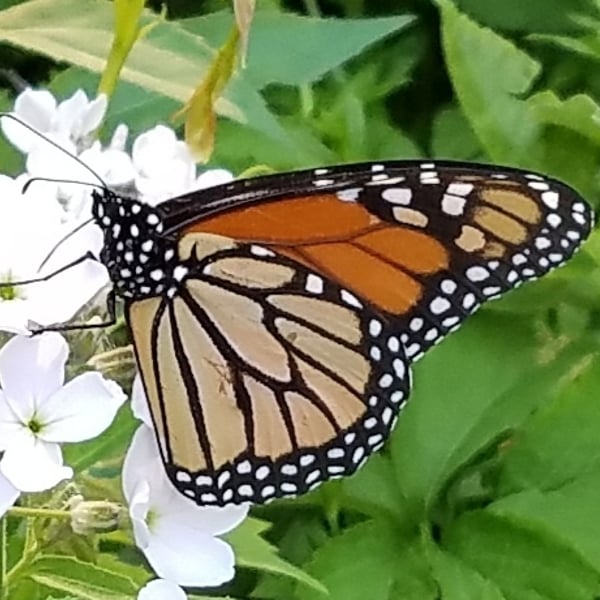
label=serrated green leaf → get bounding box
[227,517,327,595]
[438,0,541,164]
[429,545,507,600]
[530,29,600,62]
[491,471,600,573]
[342,453,410,523]
[297,520,436,600]
[497,352,600,494]
[182,11,416,88]
[529,91,600,145]
[443,511,600,600]
[391,311,539,517]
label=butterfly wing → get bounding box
[165,161,593,361]
[127,237,410,505]
[128,160,592,506]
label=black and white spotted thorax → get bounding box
[92,189,189,300]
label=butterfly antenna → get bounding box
[37,217,96,272]
[22,176,106,195]
[0,112,107,187]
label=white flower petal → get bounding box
[130,479,152,548]
[24,221,109,327]
[26,134,92,185]
[37,372,126,443]
[27,262,109,328]
[132,125,179,173]
[138,579,187,600]
[131,374,153,428]
[0,472,20,518]
[0,439,72,492]
[80,145,135,188]
[0,333,68,419]
[55,90,89,138]
[123,425,163,503]
[0,302,32,335]
[1,89,56,152]
[0,389,33,451]
[195,168,234,189]
[132,125,196,203]
[80,94,108,137]
[144,527,235,587]
[110,123,129,151]
[123,425,249,535]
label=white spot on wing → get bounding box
[441,194,466,216]
[447,182,474,196]
[336,187,362,202]
[542,191,559,209]
[382,187,412,205]
[306,274,324,294]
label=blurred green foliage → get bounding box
[1,1,600,599]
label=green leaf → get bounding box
[453,0,596,33]
[27,555,137,599]
[430,105,483,161]
[438,0,541,164]
[529,91,600,146]
[181,11,416,88]
[226,517,327,595]
[443,511,600,600]
[429,545,507,600]
[297,520,436,600]
[0,0,288,144]
[497,352,600,494]
[251,511,330,600]
[531,127,600,198]
[342,453,410,523]
[0,88,24,176]
[491,471,600,573]
[390,311,539,517]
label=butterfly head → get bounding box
[91,189,182,299]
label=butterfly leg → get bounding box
[0,251,100,288]
[28,290,116,335]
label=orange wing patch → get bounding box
[185,194,449,314]
[193,195,377,242]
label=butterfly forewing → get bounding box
[172,161,592,362]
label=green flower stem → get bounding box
[7,506,70,520]
[98,0,147,98]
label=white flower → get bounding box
[1,89,107,154]
[0,472,19,518]
[131,374,153,428]
[0,174,108,334]
[131,125,234,204]
[123,425,248,587]
[138,579,187,600]
[0,333,126,512]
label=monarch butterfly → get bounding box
[15,150,598,506]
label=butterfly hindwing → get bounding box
[127,235,410,506]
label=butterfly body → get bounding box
[92,160,592,506]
